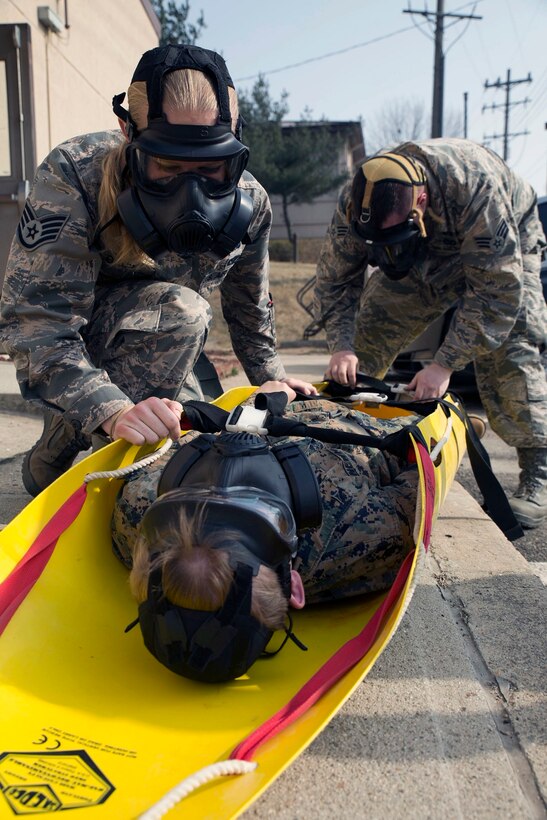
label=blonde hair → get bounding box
[97,69,240,268]
[129,506,288,631]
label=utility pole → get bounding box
[463,91,468,138]
[432,0,445,139]
[404,2,481,138]
[483,69,532,160]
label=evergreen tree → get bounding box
[239,77,348,244]
[150,0,205,46]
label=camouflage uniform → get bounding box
[314,138,547,450]
[111,399,419,602]
[0,131,285,437]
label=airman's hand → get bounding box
[258,380,298,403]
[407,363,452,399]
[325,350,359,387]
[102,397,183,444]
[280,377,319,396]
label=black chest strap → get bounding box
[181,397,421,461]
[179,378,523,542]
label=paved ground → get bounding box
[0,355,546,818]
[457,426,547,569]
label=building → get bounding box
[0,0,160,289]
[269,120,365,242]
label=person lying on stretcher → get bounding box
[111,382,420,683]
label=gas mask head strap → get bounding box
[112,45,238,141]
[112,92,138,141]
[358,153,427,237]
[147,45,233,124]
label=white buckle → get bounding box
[348,391,389,403]
[388,382,413,395]
[225,405,269,436]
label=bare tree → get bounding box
[365,97,463,154]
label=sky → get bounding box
[190,0,547,195]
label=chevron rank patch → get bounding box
[17,201,69,250]
[335,225,349,237]
[474,217,509,252]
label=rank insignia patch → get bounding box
[335,225,349,237]
[475,218,509,252]
[17,201,69,249]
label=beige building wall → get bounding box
[0,0,160,166]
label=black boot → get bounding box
[509,447,547,529]
[22,410,91,497]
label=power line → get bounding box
[482,69,532,160]
[511,67,547,129]
[234,25,418,83]
[502,0,526,64]
[444,7,478,53]
[403,1,482,138]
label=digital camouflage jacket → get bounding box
[0,131,284,429]
[314,138,546,371]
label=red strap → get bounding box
[0,485,87,635]
[231,549,414,761]
[231,442,436,762]
[416,441,436,552]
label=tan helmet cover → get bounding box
[358,153,427,236]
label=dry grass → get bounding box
[269,237,324,264]
[205,261,328,366]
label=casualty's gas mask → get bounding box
[352,153,428,280]
[135,431,322,683]
[112,45,253,259]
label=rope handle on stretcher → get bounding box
[138,761,258,820]
[83,438,173,483]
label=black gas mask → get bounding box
[352,152,428,279]
[135,432,322,683]
[112,45,253,259]
[355,215,428,280]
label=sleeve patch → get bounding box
[17,201,69,250]
[474,218,509,252]
[335,225,349,238]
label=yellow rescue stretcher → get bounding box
[0,386,468,818]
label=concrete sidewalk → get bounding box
[0,355,545,818]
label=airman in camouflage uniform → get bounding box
[0,45,315,497]
[111,397,419,601]
[1,130,282,419]
[314,138,547,528]
[0,132,286,491]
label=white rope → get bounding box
[429,416,453,462]
[84,438,173,483]
[138,759,257,819]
